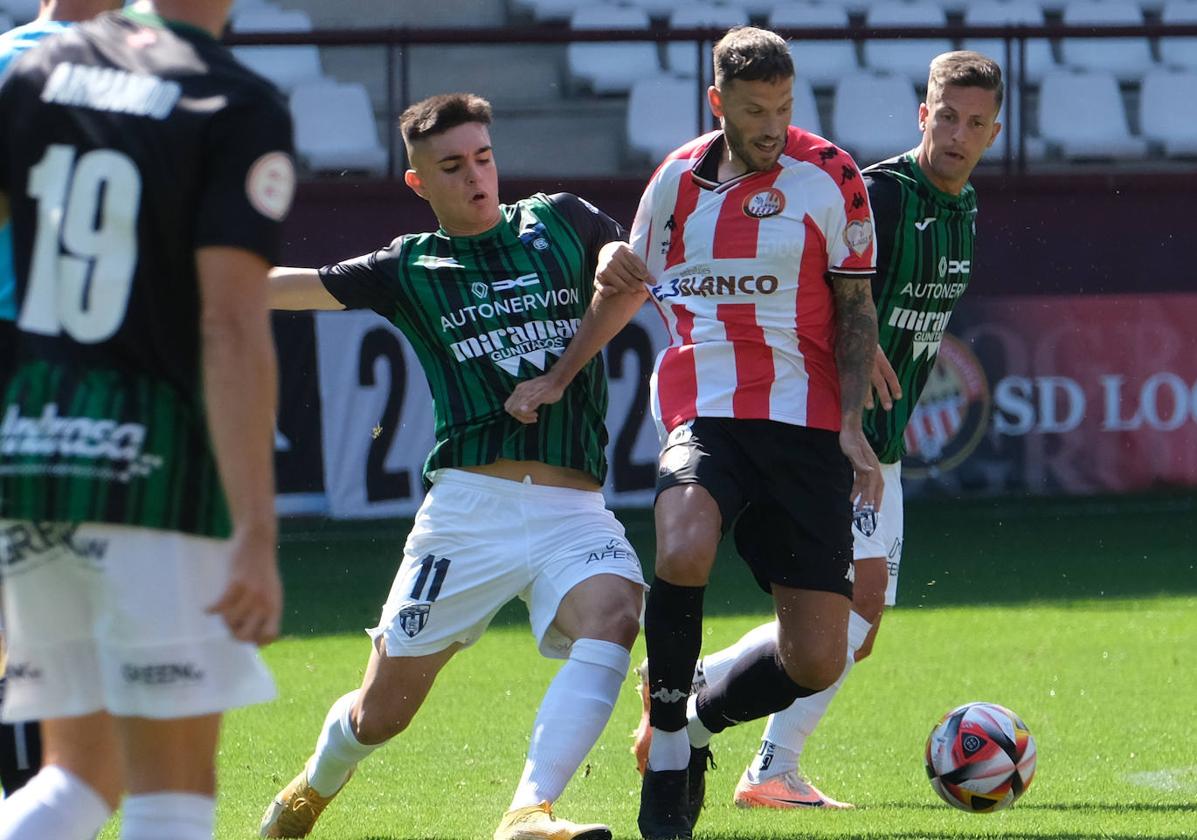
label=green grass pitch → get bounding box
[100,493,1197,839]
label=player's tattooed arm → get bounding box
[831,274,884,509]
[831,275,879,414]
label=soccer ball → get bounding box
[925,701,1037,813]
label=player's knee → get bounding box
[655,541,716,586]
[572,593,641,650]
[352,702,412,745]
[777,645,843,693]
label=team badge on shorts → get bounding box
[397,604,431,638]
[853,503,878,537]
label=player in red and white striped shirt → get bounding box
[505,26,882,839]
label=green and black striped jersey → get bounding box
[0,10,294,537]
[320,193,623,486]
[862,153,978,463]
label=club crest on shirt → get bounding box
[742,187,786,219]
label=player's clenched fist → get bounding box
[505,373,566,424]
[594,241,651,298]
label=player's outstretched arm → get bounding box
[832,275,884,509]
[268,266,346,311]
[198,246,283,647]
[505,283,647,424]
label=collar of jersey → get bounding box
[688,132,774,193]
[436,213,508,243]
[903,151,975,208]
[121,6,215,42]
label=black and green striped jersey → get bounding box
[319,193,623,486]
[0,9,294,537]
[862,153,978,463]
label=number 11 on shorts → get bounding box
[409,554,451,602]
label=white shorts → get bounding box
[370,469,645,660]
[0,521,275,722]
[851,461,903,606]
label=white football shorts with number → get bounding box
[0,521,275,722]
[370,469,645,660]
[851,461,903,606]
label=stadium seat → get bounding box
[963,0,1059,85]
[770,2,860,88]
[791,75,824,135]
[666,3,750,78]
[862,2,955,84]
[624,0,686,20]
[1037,70,1148,158]
[1060,0,1156,82]
[1139,68,1197,155]
[831,72,923,164]
[626,75,702,163]
[290,81,388,175]
[231,7,325,94]
[567,5,659,95]
[1160,1,1197,71]
[0,0,36,25]
[523,0,589,24]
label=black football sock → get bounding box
[694,636,814,735]
[644,577,706,733]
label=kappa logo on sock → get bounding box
[650,687,688,704]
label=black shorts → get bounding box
[655,417,854,598]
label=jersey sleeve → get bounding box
[628,168,664,280]
[863,172,901,301]
[194,90,296,266]
[546,192,626,270]
[825,152,876,279]
[318,240,404,322]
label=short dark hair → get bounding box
[927,51,1004,113]
[399,93,493,148]
[712,26,794,88]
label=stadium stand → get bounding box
[0,13,12,33]
[862,1,955,83]
[832,72,924,163]
[770,2,860,89]
[1160,0,1197,70]
[626,74,701,164]
[231,6,326,93]
[567,4,661,95]
[1139,68,1197,155]
[1060,0,1156,82]
[212,0,1194,175]
[666,3,750,77]
[792,74,824,136]
[963,0,1058,84]
[1038,69,1149,158]
[290,80,389,175]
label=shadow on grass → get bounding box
[279,492,1197,638]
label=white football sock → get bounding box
[120,792,213,840]
[307,690,379,797]
[0,765,112,840]
[685,694,713,749]
[748,610,873,782]
[697,621,778,691]
[646,728,690,772]
[510,639,629,810]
